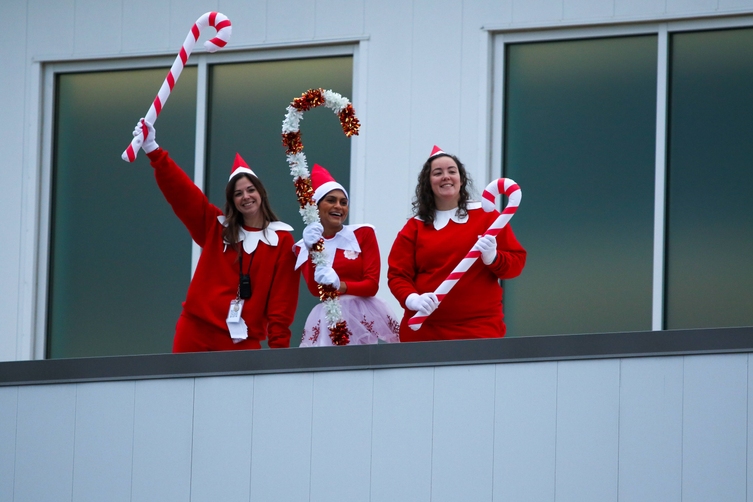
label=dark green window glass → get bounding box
[49,67,197,358]
[665,28,753,329]
[503,36,657,336]
[206,56,353,347]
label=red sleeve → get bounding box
[147,148,221,247]
[265,232,300,348]
[300,257,321,297]
[343,227,380,297]
[488,224,527,280]
[387,219,420,308]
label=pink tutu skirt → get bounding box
[300,295,400,347]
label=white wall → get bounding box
[2,0,753,360]
[1,353,751,501]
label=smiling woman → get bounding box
[136,121,300,352]
[388,145,527,342]
[294,164,400,347]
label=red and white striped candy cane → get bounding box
[122,11,232,162]
[408,178,521,331]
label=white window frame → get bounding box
[487,14,753,332]
[23,39,366,360]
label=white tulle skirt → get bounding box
[300,295,400,347]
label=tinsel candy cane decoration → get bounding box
[122,12,232,162]
[408,178,521,331]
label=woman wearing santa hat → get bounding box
[295,164,399,346]
[134,119,299,352]
[387,145,527,341]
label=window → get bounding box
[665,27,753,329]
[46,52,354,358]
[495,23,753,337]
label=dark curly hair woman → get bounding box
[388,145,527,341]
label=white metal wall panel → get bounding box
[370,367,434,502]
[511,0,564,24]
[682,354,748,502]
[564,0,616,20]
[168,0,220,51]
[314,0,365,39]
[71,381,135,502]
[73,0,122,56]
[555,359,620,502]
[190,375,254,502]
[0,387,18,502]
[618,357,683,502]
[431,364,496,502]
[361,0,415,294]
[749,353,753,502]
[309,370,374,502]
[494,361,557,502]
[408,0,463,167]
[218,0,267,47]
[614,0,667,18]
[666,0,720,14]
[14,384,76,502]
[266,0,316,42]
[121,0,172,54]
[458,0,510,184]
[0,0,26,362]
[131,378,194,502]
[249,372,314,501]
[26,0,75,57]
[720,0,753,10]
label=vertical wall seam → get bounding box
[429,366,436,501]
[616,359,622,501]
[70,384,78,501]
[680,356,685,501]
[128,383,136,502]
[368,369,375,502]
[11,387,19,502]
[490,363,498,502]
[308,374,315,501]
[553,362,559,502]
[247,376,255,501]
[188,378,196,502]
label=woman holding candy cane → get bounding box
[133,119,299,352]
[387,146,527,342]
[294,164,400,346]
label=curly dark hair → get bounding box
[411,153,474,226]
[222,172,279,246]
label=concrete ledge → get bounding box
[2,326,752,386]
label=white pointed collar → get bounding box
[414,201,482,230]
[294,223,373,270]
[218,216,294,253]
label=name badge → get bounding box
[227,299,244,323]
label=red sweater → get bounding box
[388,208,526,341]
[298,226,380,297]
[147,148,299,348]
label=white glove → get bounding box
[405,292,439,314]
[314,266,340,290]
[132,118,159,153]
[476,234,497,265]
[302,222,324,249]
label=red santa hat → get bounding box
[312,164,348,203]
[228,153,256,181]
[428,145,447,160]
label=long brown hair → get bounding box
[411,153,473,226]
[222,173,279,245]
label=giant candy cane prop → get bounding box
[122,12,232,162]
[408,178,521,331]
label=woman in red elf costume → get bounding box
[388,145,527,342]
[134,119,299,352]
[295,164,400,347]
